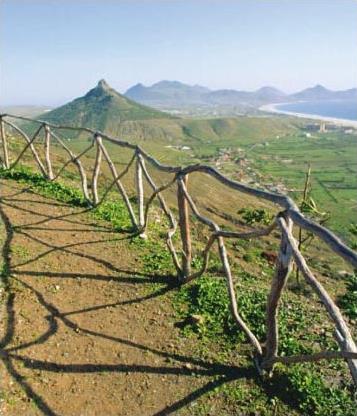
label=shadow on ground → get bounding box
[0,181,302,415]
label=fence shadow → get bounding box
[0,187,263,416]
[1,110,356,412]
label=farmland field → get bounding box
[14,114,357,242]
[249,131,357,240]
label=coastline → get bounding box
[260,102,357,128]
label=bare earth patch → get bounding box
[0,180,246,416]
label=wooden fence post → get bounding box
[0,116,10,169]
[262,215,293,371]
[98,140,137,228]
[91,133,102,206]
[135,152,145,233]
[44,124,54,180]
[177,175,192,279]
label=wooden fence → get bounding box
[0,113,357,385]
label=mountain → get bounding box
[39,79,172,132]
[125,81,283,108]
[125,80,211,107]
[125,81,356,110]
[289,84,357,101]
[254,86,286,101]
[205,87,286,106]
[335,88,357,100]
[289,84,335,101]
[205,89,252,105]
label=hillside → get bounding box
[0,137,356,415]
[35,80,297,145]
[38,79,172,133]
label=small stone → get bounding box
[338,270,351,278]
[189,314,204,325]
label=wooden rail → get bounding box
[0,113,356,385]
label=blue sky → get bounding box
[1,0,357,105]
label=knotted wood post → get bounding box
[0,116,10,169]
[98,141,137,228]
[50,130,91,204]
[177,174,192,280]
[262,214,293,371]
[44,124,54,180]
[91,133,102,206]
[135,151,145,235]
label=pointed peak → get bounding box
[84,79,119,100]
[97,79,111,90]
[312,84,328,91]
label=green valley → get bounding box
[33,80,357,241]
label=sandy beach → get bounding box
[260,102,357,128]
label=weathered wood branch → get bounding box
[177,175,192,279]
[4,120,47,176]
[96,152,136,209]
[44,124,54,180]
[135,152,145,231]
[267,350,357,366]
[0,117,10,169]
[214,222,277,239]
[138,161,182,274]
[98,141,137,228]
[278,216,357,385]
[91,134,103,206]
[179,180,277,283]
[178,178,262,354]
[50,131,91,203]
[262,215,293,369]
[217,233,263,355]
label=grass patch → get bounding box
[173,274,355,414]
[337,272,357,320]
[0,166,133,231]
[283,365,356,416]
[92,200,132,231]
[0,166,86,206]
[174,276,335,355]
[238,207,273,226]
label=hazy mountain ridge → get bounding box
[125,80,211,107]
[124,81,357,109]
[289,84,357,101]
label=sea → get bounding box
[275,99,357,121]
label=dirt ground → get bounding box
[0,179,247,416]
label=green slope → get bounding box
[38,79,173,132]
[35,79,297,146]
